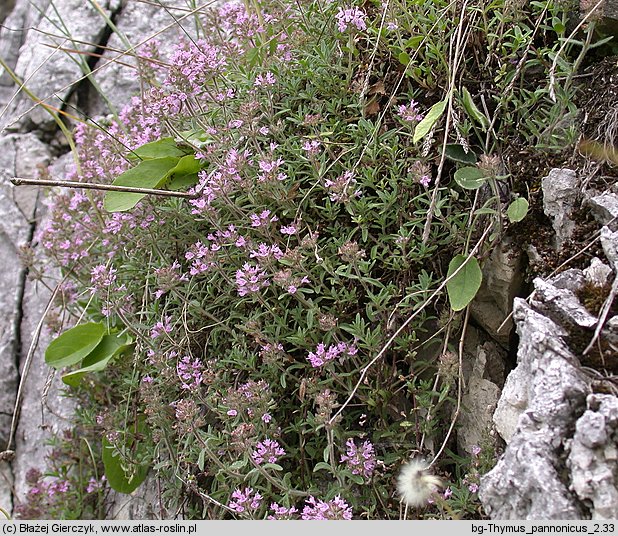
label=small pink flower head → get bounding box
[251,438,285,465]
[228,487,263,514]
[255,71,277,87]
[335,6,367,32]
[397,100,424,122]
[301,495,353,520]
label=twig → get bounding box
[10,177,198,199]
[329,225,491,425]
[422,0,471,244]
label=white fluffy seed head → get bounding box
[396,458,443,507]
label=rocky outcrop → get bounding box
[0,0,190,519]
[481,229,618,518]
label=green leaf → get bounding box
[454,166,487,190]
[413,98,446,144]
[229,459,248,470]
[164,154,202,190]
[446,255,483,311]
[103,157,179,212]
[313,462,333,473]
[460,86,489,130]
[45,323,105,369]
[507,197,529,223]
[398,51,411,66]
[129,138,186,161]
[444,143,477,164]
[61,333,132,387]
[102,435,149,494]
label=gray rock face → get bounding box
[3,0,121,131]
[483,233,618,519]
[542,168,580,250]
[567,394,618,520]
[470,238,524,347]
[89,2,192,119]
[480,298,589,519]
[585,193,618,229]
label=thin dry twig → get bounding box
[11,177,199,199]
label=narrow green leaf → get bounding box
[454,166,487,190]
[45,323,105,369]
[164,154,202,190]
[413,99,446,144]
[507,197,529,223]
[460,87,489,130]
[103,157,179,213]
[446,254,483,311]
[129,137,186,161]
[61,334,132,387]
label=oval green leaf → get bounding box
[45,323,105,369]
[507,197,529,223]
[413,98,446,144]
[102,428,150,494]
[454,166,487,190]
[446,254,483,311]
[444,143,477,164]
[129,137,186,161]
[62,333,132,387]
[165,154,202,190]
[103,157,179,213]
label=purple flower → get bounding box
[236,263,270,297]
[471,445,481,457]
[280,224,298,235]
[301,495,353,520]
[252,439,285,465]
[307,341,358,368]
[340,438,377,479]
[250,209,278,227]
[443,487,453,499]
[228,487,263,514]
[302,139,321,156]
[324,171,362,203]
[268,503,299,520]
[397,101,424,122]
[90,264,117,290]
[335,7,367,32]
[176,356,204,390]
[468,483,479,493]
[255,71,277,87]
[150,315,173,339]
[227,409,238,417]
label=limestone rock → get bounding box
[567,394,618,520]
[89,2,192,118]
[585,193,618,229]
[481,298,590,519]
[470,238,524,347]
[3,0,121,131]
[583,257,613,287]
[0,134,50,449]
[531,277,598,329]
[600,226,618,269]
[542,168,580,250]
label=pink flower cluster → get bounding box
[301,495,353,520]
[228,487,262,514]
[267,503,299,520]
[340,438,377,479]
[307,341,358,368]
[251,438,285,465]
[166,39,226,95]
[397,100,424,122]
[236,263,270,297]
[324,171,362,203]
[335,7,367,32]
[176,355,204,390]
